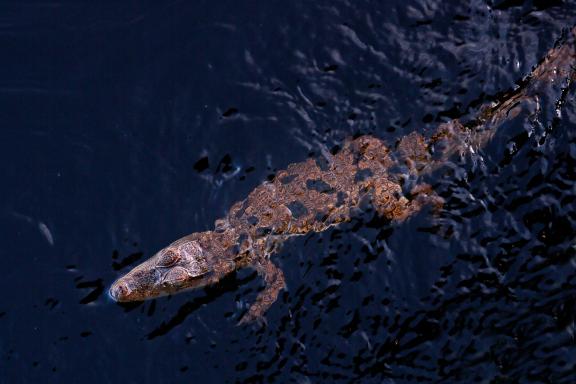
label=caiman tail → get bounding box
[399,26,576,176]
[110,26,576,325]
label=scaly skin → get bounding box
[110,27,576,325]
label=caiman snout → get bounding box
[109,280,133,301]
[109,238,214,302]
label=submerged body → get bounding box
[110,27,576,324]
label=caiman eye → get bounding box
[157,250,180,268]
[162,267,189,286]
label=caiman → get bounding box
[110,27,576,325]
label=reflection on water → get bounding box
[1,0,575,383]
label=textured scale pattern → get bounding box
[109,26,576,325]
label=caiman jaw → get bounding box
[109,240,213,302]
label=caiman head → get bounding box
[109,237,215,302]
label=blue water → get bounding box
[1,1,575,383]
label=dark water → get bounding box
[2,1,576,383]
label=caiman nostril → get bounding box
[109,282,130,301]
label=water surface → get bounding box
[1,1,575,383]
